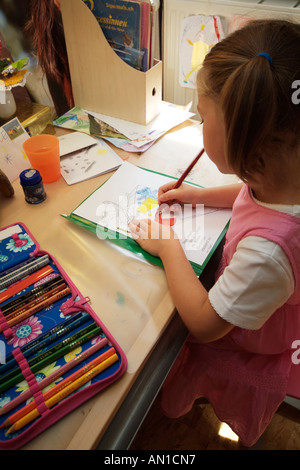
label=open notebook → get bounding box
[63,162,231,275]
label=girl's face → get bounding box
[197,94,233,174]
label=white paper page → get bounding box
[58,131,97,156]
[60,139,123,185]
[86,101,194,148]
[73,162,231,266]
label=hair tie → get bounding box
[255,52,272,65]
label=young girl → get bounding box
[129,19,300,447]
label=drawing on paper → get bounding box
[179,15,224,89]
[96,184,179,235]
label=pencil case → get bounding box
[0,222,127,450]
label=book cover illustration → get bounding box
[82,0,144,70]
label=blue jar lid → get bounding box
[20,169,42,186]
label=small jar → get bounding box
[20,169,46,204]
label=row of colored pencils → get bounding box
[0,255,117,435]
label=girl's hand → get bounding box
[128,218,180,258]
[158,182,243,211]
[158,181,201,212]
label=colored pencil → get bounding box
[156,149,205,217]
[0,255,50,290]
[0,265,54,304]
[0,286,71,334]
[0,325,102,394]
[1,346,116,428]
[1,307,81,365]
[5,282,67,321]
[0,257,41,279]
[0,312,90,375]
[0,275,63,316]
[5,353,119,434]
[0,320,97,386]
[174,148,205,189]
[0,336,108,416]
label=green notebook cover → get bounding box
[63,163,231,276]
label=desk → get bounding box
[0,120,239,450]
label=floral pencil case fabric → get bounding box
[0,222,127,449]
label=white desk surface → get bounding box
[0,120,238,450]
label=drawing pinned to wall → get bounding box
[179,15,225,89]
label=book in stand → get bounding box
[82,0,151,71]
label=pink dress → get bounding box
[160,185,300,446]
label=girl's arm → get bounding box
[129,220,234,343]
[129,182,242,342]
[158,182,243,209]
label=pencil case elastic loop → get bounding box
[34,394,49,416]
[12,349,32,378]
[12,348,49,414]
[11,348,46,406]
[61,295,91,315]
[0,309,13,339]
[25,379,49,415]
[32,248,48,258]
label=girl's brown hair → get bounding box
[199,19,300,182]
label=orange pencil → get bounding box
[0,286,71,333]
[5,282,67,321]
[6,353,119,434]
[174,149,205,189]
[0,337,109,416]
[0,265,53,304]
[157,149,205,217]
[1,347,116,428]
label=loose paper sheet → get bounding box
[60,138,123,185]
[58,131,98,156]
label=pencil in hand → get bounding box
[174,148,205,189]
[157,148,205,215]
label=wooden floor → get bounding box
[130,395,300,450]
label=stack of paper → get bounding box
[54,101,194,153]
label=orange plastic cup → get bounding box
[23,134,61,183]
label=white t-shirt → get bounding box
[208,199,300,330]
